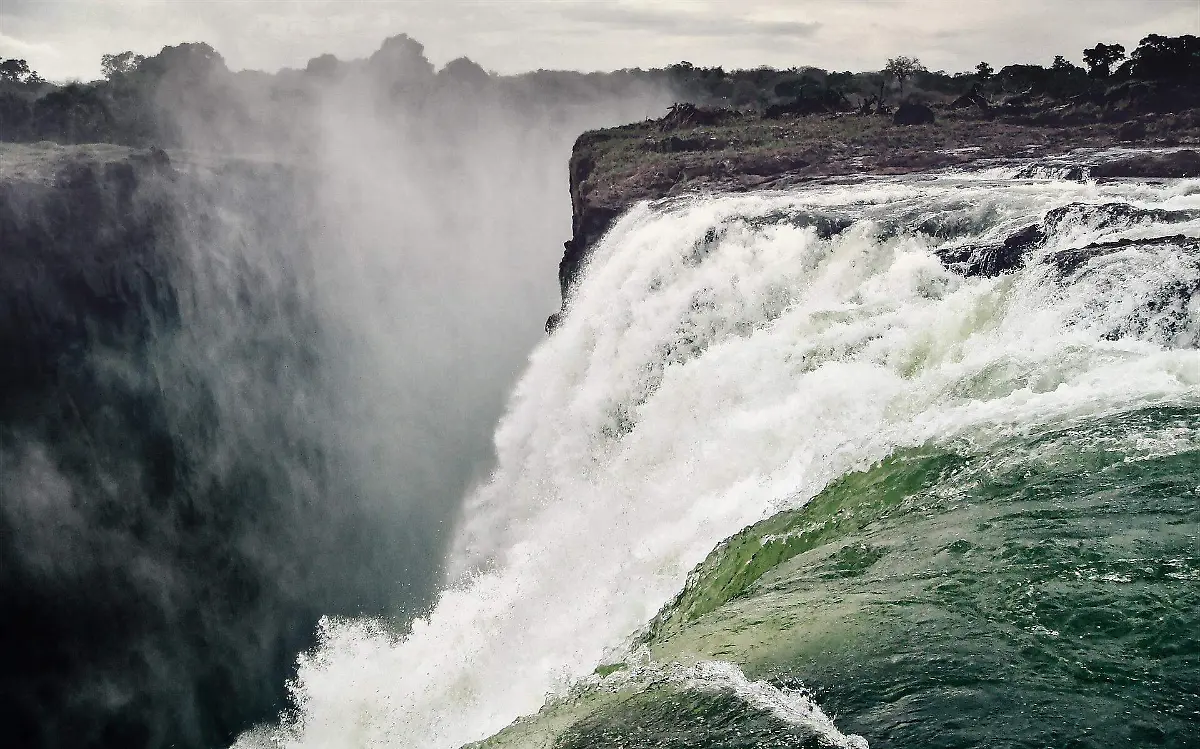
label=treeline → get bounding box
[0,35,668,150]
[1,33,1197,148]
[665,34,1200,114]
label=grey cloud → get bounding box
[3,0,1199,82]
[563,3,821,39]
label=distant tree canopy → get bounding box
[1084,43,1126,78]
[1052,55,1079,72]
[0,59,31,83]
[305,53,341,78]
[1122,34,1200,79]
[368,33,434,81]
[137,42,227,84]
[1,32,1199,148]
[31,83,114,142]
[885,56,926,95]
[0,58,44,85]
[439,56,491,87]
[101,51,146,80]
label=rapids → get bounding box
[238,169,1200,748]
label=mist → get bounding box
[0,33,670,748]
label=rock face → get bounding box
[0,146,179,403]
[0,144,428,749]
[0,144,318,749]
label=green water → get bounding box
[479,407,1200,748]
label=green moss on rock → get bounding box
[593,662,627,678]
[642,450,966,644]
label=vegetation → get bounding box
[1084,42,1126,78]
[884,56,927,96]
[0,34,1197,148]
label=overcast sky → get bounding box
[2,0,1198,82]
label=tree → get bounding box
[31,84,114,142]
[101,51,146,80]
[1083,43,1126,78]
[367,34,434,81]
[439,57,491,87]
[733,79,761,108]
[140,42,226,81]
[773,74,819,99]
[975,62,994,81]
[1052,56,1072,71]
[0,58,32,83]
[1125,34,1200,80]
[884,56,926,96]
[0,90,33,138]
[304,53,340,78]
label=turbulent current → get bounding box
[241,169,1200,748]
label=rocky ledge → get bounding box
[548,97,1200,331]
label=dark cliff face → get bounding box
[0,145,441,749]
[0,147,178,405]
[558,133,624,303]
[0,145,311,749]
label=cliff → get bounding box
[0,144,343,749]
[550,96,1200,330]
[0,144,179,404]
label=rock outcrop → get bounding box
[935,224,1046,278]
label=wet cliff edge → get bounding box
[548,94,1200,331]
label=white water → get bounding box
[238,174,1200,748]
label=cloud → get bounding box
[0,32,59,60]
[563,2,821,39]
[2,0,1198,81]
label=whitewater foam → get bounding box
[237,173,1200,748]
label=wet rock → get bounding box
[1046,234,1198,276]
[935,224,1045,278]
[764,97,830,118]
[1092,149,1200,179]
[1043,202,1200,235]
[1117,120,1148,142]
[1103,80,1200,115]
[0,143,366,749]
[1045,234,1199,347]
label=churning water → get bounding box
[239,169,1200,748]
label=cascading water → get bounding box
[240,168,1199,748]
